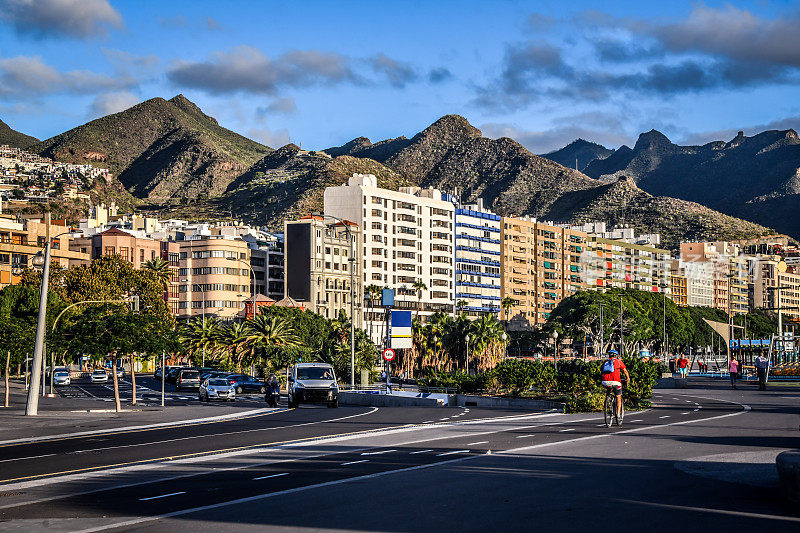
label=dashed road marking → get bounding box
[341,460,369,466]
[559,428,575,432]
[409,449,433,454]
[360,449,397,456]
[252,473,288,481]
[659,416,670,419]
[436,450,470,456]
[466,441,488,446]
[139,491,185,501]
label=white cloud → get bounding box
[248,127,291,148]
[89,91,140,118]
[1,0,123,39]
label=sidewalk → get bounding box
[0,379,272,442]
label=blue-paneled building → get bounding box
[453,198,502,315]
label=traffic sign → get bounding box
[382,348,395,361]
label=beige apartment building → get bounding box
[680,242,749,315]
[750,257,800,324]
[500,217,587,330]
[284,216,362,327]
[177,235,251,319]
[0,214,89,288]
[583,235,671,294]
[324,174,455,341]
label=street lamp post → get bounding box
[315,214,356,389]
[501,332,508,358]
[661,283,669,358]
[464,334,470,374]
[24,230,76,416]
[551,330,559,369]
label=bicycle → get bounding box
[603,380,625,428]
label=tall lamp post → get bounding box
[24,230,77,416]
[464,334,470,374]
[660,282,669,358]
[551,330,559,369]
[181,279,206,366]
[315,213,356,389]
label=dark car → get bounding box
[199,369,226,382]
[165,366,183,384]
[176,369,201,391]
[224,374,266,394]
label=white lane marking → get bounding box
[616,498,800,524]
[436,450,470,456]
[438,418,450,421]
[0,406,284,446]
[421,421,435,424]
[516,434,536,438]
[341,459,369,466]
[466,441,488,446]
[629,419,643,422]
[409,449,433,454]
[0,453,56,463]
[3,407,381,459]
[252,472,289,480]
[685,400,693,403]
[659,416,670,419]
[559,428,575,432]
[138,491,185,501]
[73,455,482,533]
[693,409,699,412]
[360,449,397,456]
[681,412,690,415]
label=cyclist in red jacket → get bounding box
[601,350,630,418]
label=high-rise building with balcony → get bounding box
[500,217,587,330]
[177,235,251,319]
[454,199,501,316]
[324,174,455,341]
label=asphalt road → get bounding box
[0,380,797,532]
[54,375,270,407]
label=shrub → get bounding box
[530,360,557,393]
[622,356,661,409]
[555,359,600,394]
[493,359,535,396]
[563,391,605,413]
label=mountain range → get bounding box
[4,95,795,248]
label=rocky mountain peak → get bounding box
[414,114,482,144]
[168,94,216,124]
[633,129,673,151]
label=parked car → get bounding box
[224,374,266,394]
[166,366,185,384]
[199,370,227,382]
[90,369,109,383]
[176,368,201,391]
[114,366,124,379]
[53,370,71,386]
[287,363,338,408]
[198,378,236,402]
[156,365,187,380]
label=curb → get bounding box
[776,450,800,503]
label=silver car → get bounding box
[90,369,109,383]
[199,378,236,402]
[53,370,71,386]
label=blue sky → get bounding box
[0,0,798,153]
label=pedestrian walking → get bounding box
[754,352,769,391]
[729,356,740,389]
[677,354,689,378]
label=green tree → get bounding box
[412,280,427,321]
[143,257,171,291]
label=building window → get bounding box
[140,249,145,263]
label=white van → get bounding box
[287,363,338,408]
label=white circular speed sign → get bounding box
[382,348,396,361]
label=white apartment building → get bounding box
[672,259,715,307]
[454,199,502,316]
[324,174,455,341]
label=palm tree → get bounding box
[143,257,171,292]
[501,297,517,323]
[245,315,301,367]
[467,315,506,372]
[178,316,221,364]
[456,299,469,315]
[412,280,427,321]
[217,322,250,372]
